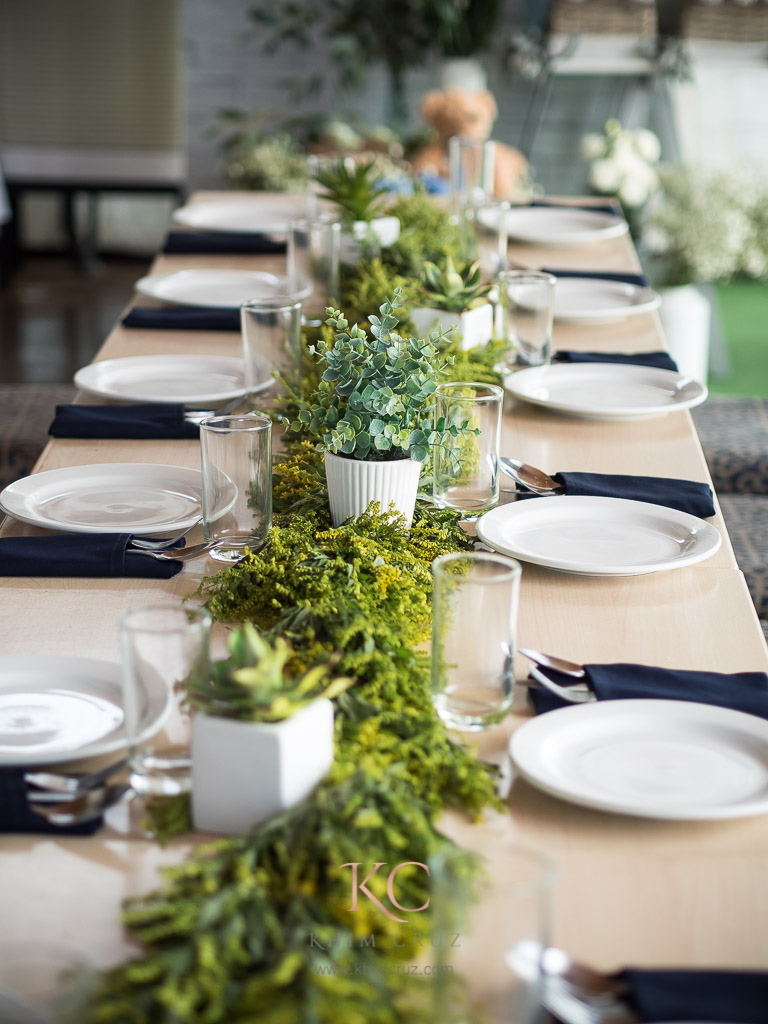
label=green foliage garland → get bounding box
[87,191,506,1024]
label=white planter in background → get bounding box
[658,285,711,384]
[410,303,494,351]
[324,451,421,529]
[340,215,400,263]
[438,58,488,92]
[191,698,334,835]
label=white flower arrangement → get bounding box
[581,118,661,211]
[642,164,768,286]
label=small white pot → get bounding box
[438,58,488,92]
[658,285,711,383]
[340,215,401,263]
[410,303,494,351]
[324,451,421,529]
[191,698,334,835]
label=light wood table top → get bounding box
[2,193,767,978]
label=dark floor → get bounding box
[0,256,149,383]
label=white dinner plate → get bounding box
[0,655,169,766]
[172,196,307,234]
[0,463,233,535]
[502,206,628,246]
[74,354,252,404]
[476,495,721,576]
[510,699,768,820]
[504,363,707,420]
[134,268,311,308]
[553,277,661,323]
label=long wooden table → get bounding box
[2,195,768,978]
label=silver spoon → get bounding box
[528,666,593,704]
[25,758,127,795]
[129,520,201,551]
[28,782,134,826]
[499,458,562,495]
[136,539,218,562]
[519,648,586,678]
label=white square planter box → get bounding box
[409,303,493,351]
[340,215,400,263]
[191,697,334,834]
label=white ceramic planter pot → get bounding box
[324,451,421,529]
[410,303,494,351]
[658,285,711,384]
[438,58,488,92]
[340,215,401,263]
[191,697,334,835]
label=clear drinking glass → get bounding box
[120,603,211,796]
[287,216,341,325]
[458,198,511,279]
[200,413,272,563]
[241,297,302,403]
[430,840,555,1024]
[431,551,521,730]
[496,270,556,372]
[432,382,503,519]
[449,137,496,204]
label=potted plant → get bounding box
[410,256,494,351]
[290,290,477,529]
[313,157,400,262]
[189,624,352,834]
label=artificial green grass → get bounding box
[709,282,768,397]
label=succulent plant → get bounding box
[419,255,493,313]
[187,622,353,723]
[313,157,390,225]
[289,290,478,462]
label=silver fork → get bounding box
[129,520,201,551]
[25,758,127,795]
[184,394,245,425]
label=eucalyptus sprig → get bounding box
[419,256,492,314]
[289,292,478,462]
[187,623,354,723]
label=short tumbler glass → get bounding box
[431,551,521,730]
[449,136,496,204]
[200,413,272,563]
[432,382,503,519]
[241,297,302,403]
[120,602,211,796]
[458,198,511,279]
[496,270,556,372]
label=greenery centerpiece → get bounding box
[410,255,495,350]
[189,625,354,834]
[289,291,477,527]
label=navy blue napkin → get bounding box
[553,350,679,372]
[551,473,715,518]
[49,404,200,440]
[529,664,768,719]
[621,967,768,1024]
[162,231,286,255]
[543,268,648,287]
[0,534,183,578]
[0,767,102,835]
[121,307,241,331]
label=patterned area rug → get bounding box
[693,395,768,495]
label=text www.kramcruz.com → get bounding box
[314,962,453,977]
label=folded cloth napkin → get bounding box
[553,350,679,372]
[49,404,200,440]
[529,664,768,718]
[542,268,649,288]
[121,307,241,331]
[620,967,768,1024]
[0,534,184,579]
[530,199,621,217]
[0,767,102,835]
[162,230,286,255]
[549,472,715,518]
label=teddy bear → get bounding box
[410,88,528,200]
